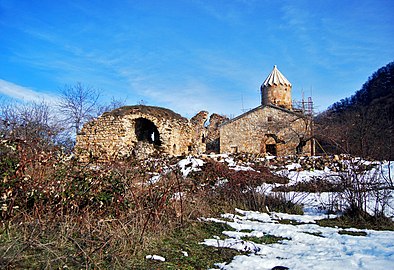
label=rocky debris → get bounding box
[132,141,160,160]
[266,154,379,173]
[201,153,381,177]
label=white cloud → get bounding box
[0,79,59,104]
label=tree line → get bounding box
[315,61,394,160]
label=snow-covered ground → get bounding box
[171,155,394,219]
[202,155,394,269]
[148,155,394,268]
[203,209,394,270]
[273,159,394,219]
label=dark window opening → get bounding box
[202,134,206,143]
[135,118,161,146]
[266,144,277,155]
[188,145,192,152]
[267,116,273,122]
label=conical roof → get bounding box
[262,65,292,87]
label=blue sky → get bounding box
[0,0,393,117]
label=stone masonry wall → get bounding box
[220,105,312,156]
[76,106,209,162]
[262,84,292,110]
[206,113,229,153]
[76,103,313,161]
[75,114,126,161]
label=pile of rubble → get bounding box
[203,153,380,174]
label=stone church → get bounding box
[75,65,313,161]
[220,65,313,156]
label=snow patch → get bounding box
[181,251,188,257]
[145,255,166,262]
[204,209,394,270]
[178,156,204,177]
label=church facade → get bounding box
[219,65,314,156]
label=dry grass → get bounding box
[0,143,297,269]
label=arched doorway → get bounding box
[134,118,161,146]
[261,134,284,155]
[265,136,277,155]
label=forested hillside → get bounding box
[315,62,394,160]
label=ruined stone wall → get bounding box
[190,111,209,153]
[76,106,208,162]
[220,105,312,156]
[206,113,229,153]
[75,114,127,161]
[76,103,313,160]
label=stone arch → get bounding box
[265,136,277,155]
[260,134,284,155]
[134,117,161,146]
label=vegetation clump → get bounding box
[241,234,290,245]
[0,135,289,268]
[338,230,367,237]
[318,211,394,231]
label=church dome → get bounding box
[262,65,292,87]
[261,65,292,110]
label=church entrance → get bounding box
[266,144,277,155]
[263,135,278,155]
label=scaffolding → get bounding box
[293,96,314,116]
[292,96,315,156]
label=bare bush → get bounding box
[0,150,308,268]
[0,100,61,148]
[322,159,394,220]
[0,155,192,268]
[188,159,297,213]
[57,82,100,134]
